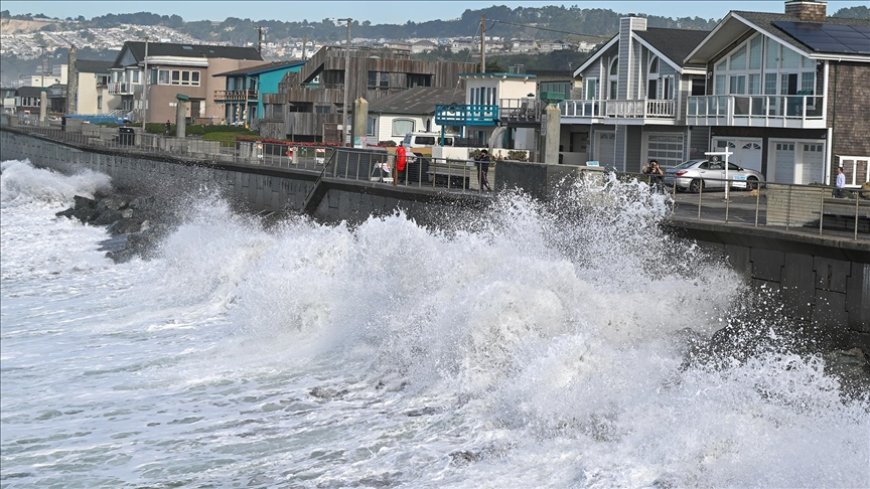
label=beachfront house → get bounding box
[109,41,263,125]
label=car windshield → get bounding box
[674,160,705,169]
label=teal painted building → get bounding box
[214,60,304,127]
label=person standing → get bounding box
[834,166,847,198]
[395,144,407,183]
[475,149,492,191]
[164,120,171,136]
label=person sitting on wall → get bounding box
[643,159,665,192]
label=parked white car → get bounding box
[664,159,764,192]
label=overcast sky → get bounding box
[3,1,867,24]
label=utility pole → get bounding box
[338,18,352,146]
[142,36,149,129]
[480,16,486,73]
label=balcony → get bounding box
[560,99,676,121]
[498,98,541,124]
[687,95,825,129]
[435,104,499,126]
[108,82,141,96]
[214,89,259,102]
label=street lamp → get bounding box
[142,36,149,130]
[337,18,352,146]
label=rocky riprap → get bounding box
[55,193,174,263]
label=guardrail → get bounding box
[1,115,865,241]
[630,171,869,241]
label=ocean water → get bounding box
[1,158,868,488]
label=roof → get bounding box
[634,28,711,67]
[734,11,870,56]
[16,86,48,97]
[213,60,305,77]
[367,87,465,115]
[114,41,263,67]
[75,59,113,73]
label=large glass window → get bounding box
[608,57,618,99]
[585,78,598,100]
[391,119,414,137]
[158,69,201,87]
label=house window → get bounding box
[366,115,376,137]
[838,156,870,186]
[392,118,414,137]
[585,78,598,100]
[608,57,618,100]
[647,56,659,100]
[97,95,102,110]
[158,69,201,87]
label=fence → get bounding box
[2,114,866,241]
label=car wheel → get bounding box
[746,177,759,190]
[689,179,703,193]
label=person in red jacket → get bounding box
[396,144,407,174]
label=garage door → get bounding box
[595,132,615,166]
[797,143,824,185]
[712,138,762,172]
[774,142,796,184]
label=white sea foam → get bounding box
[1,159,867,488]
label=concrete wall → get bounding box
[3,128,867,349]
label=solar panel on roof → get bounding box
[773,20,870,55]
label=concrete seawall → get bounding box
[2,127,867,348]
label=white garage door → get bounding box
[712,138,762,172]
[797,143,824,185]
[774,142,796,184]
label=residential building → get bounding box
[684,0,870,186]
[365,86,465,145]
[213,60,305,129]
[14,86,47,114]
[560,18,710,168]
[109,41,263,124]
[18,64,68,88]
[435,72,540,154]
[68,59,121,116]
[260,46,477,143]
[411,40,438,54]
[1,87,16,114]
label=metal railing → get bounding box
[559,99,676,119]
[108,82,141,96]
[214,89,259,101]
[635,171,869,241]
[1,115,866,240]
[687,95,825,127]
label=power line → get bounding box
[490,19,612,40]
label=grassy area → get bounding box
[202,131,255,146]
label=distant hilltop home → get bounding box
[108,41,263,124]
[260,45,478,143]
[559,0,870,188]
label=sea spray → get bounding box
[2,159,867,488]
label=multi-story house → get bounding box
[213,60,305,129]
[260,46,477,143]
[559,18,710,169]
[68,59,121,116]
[365,86,465,145]
[18,64,68,88]
[684,0,870,187]
[434,72,540,154]
[109,41,263,124]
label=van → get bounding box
[402,132,457,148]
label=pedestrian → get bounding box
[643,159,664,192]
[164,120,171,136]
[834,166,846,198]
[395,144,407,183]
[475,149,492,191]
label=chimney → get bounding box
[785,0,827,22]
